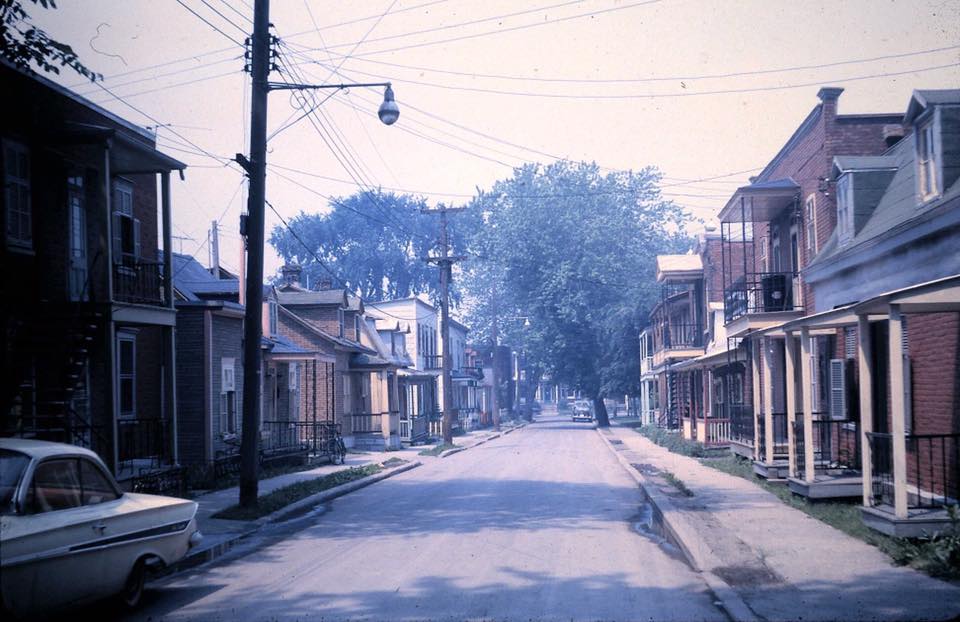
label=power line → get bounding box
[175,0,245,46]
[198,0,250,36]
[325,58,960,100]
[301,0,664,60]
[217,0,254,25]
[319,43,960,85]
[88,67,240,102]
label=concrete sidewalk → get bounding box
[597,423,960,622]
[181,424,521,569]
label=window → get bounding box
[4,140,31,248]
[118,333,136,418]
[25,458,118,513]
[268,301,278,336]
[338,308,345,338]
[355,315,361,341]
[771,231,781,272]
[111,180,139,265]
[220,357,237,434]
[917,120,938,201]
[804,195,817,254]
[342,374,353,414]
[836,174,853,245]
[730,374,744,405]
[68,175,88,301]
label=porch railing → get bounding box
[866,432,960,510]
[422,354,443,370]
[724,271,800,323]
[729,404,754,445]
[704,418,730,446]
[400,412,429,442]
[757,412,789,460]
[661,323,702,349]
[260,420,311,455]
[113,261,164,305]
[794,416,860,476]
[117,417,171,472]
[350,412,385,434]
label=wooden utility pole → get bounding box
[424,205,466,444]
[236,0,271,508]
[490,314,500,431]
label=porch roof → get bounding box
[853,273,960,315]
[718,179,800,224]
[656,254,702,282]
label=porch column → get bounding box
[751,339,763,461]
[784,333,798,478]
[800,327,815,483]
[762,337,775,464]
[857,314,874,508]
[888,306,909,518]
[161,172,177,464]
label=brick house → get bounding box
[276,272,403,450]
[783,89,960,536]
[716,86,902,484]
[1,62,183,486]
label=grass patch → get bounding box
[634,424,708,457]
[212,464,382,521]
[702,455,960,579]
[419,442,457,456]
[663,471,695,497]
[381,457,407,468]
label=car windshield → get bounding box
[1,449,31,515]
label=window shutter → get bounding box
[112,211,122,262]
[809,338,819,413]
[829,358,846,420]
[902,320,912,434]
[133,218,141,259]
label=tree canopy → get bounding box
[461,161,692,425]
[1,0,100,82]
[269,189,472,303]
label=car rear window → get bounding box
[0,449,30,515]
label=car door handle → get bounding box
[92,522,107,534]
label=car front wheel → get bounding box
[119,559,147,609]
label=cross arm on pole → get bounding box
[267,81,391,92]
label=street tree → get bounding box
[269,190,472,302]
[462,161,691,426]
[1,0,100,81]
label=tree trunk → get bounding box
[593,396,610,427]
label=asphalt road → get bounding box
[118,415,726,621]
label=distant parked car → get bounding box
[572,400,594,422]
[0,439,202,617]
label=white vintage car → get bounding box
[0,439,201,617]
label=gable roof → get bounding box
[276,288,348,307]
[170,252,241,302]
[904,89,960,124]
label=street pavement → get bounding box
[104,413,726,621]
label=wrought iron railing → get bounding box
[113,261,164,305]
[757,412,789,460]
[422,354,443,370]
[729,404,754,445]
[117,417,171,470]
[794,416,860,476]
[260,420,311,455]
[723,271,800,323]
[867,432,959,510]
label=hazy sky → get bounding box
[31,0,960,277]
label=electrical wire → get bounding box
[174,0,245,47]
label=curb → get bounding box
[595,429,759,622]
[437,425,519,458]
[259,460,422,524]
[171,460,422,574]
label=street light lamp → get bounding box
[378,84,399,125]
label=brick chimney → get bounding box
[817,86,845,119]
[281,264,302,286]
[318,276,334,290]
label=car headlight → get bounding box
[189,531,204,549]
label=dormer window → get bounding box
[917,120,939,201]
[338,308,345,338]
[836,173,853,246]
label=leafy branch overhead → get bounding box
[1,0,100,82]
[269,190,474,303]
